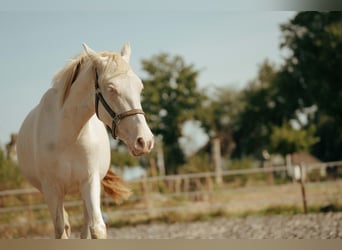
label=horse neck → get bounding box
[58,66,96,143]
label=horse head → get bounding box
[83,43,154,156]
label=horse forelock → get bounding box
[100,52,130,79]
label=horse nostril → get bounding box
[136,137,145,150]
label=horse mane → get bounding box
[52,51,130,106]
[52,53,88,106]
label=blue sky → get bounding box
[0,8,296,145]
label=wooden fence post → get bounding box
[27,192,34,229]
[140,177,152,215]
[206,176,213,191]
[263,160,274,185]
[299,162,308,214]
[206,176,213,202]
[156,137,165,176]
[183,177,190,199]
[212,138,222,186]
[285,154,295,183]
[175,177,181,194]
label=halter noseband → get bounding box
[94,69,145,140]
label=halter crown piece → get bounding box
[94,69,145,140]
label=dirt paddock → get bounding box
[57,212,342,239]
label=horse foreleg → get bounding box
[63,207,71,238]
[42,185,69,239]
[80,201,91,239]
[81,175,107,239]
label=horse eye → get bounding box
[107,85,118,94]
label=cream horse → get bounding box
[16,43,154,239]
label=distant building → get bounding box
[287,152,323,181]
[291,152,322,166]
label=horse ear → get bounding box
[82,43,96,55]
[82,43,100,65]
[121,42,131,63]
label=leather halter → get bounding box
[94,69,145,140]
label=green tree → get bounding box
[141,53,205,174]
[269,123,319,155]
[279,11,342,160]
[233,60,288,158]
[280,11,342,115]
[200,87,244,158]
[232,12,342,161]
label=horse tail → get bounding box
[102,168,132,204]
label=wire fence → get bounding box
[0,161,342,229]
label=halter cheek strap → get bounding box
[94,69,145,140]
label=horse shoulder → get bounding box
[78,117,111,175]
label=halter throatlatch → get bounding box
[94,69,145,140]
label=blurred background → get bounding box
[0,3,341,238]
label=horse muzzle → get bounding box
[131,135,154,156]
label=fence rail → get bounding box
[1,161,341,197]
[0,161,342,229]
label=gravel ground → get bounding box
[105,212,342,239]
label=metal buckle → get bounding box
[113,115,121,125]
[112,120,118,140]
